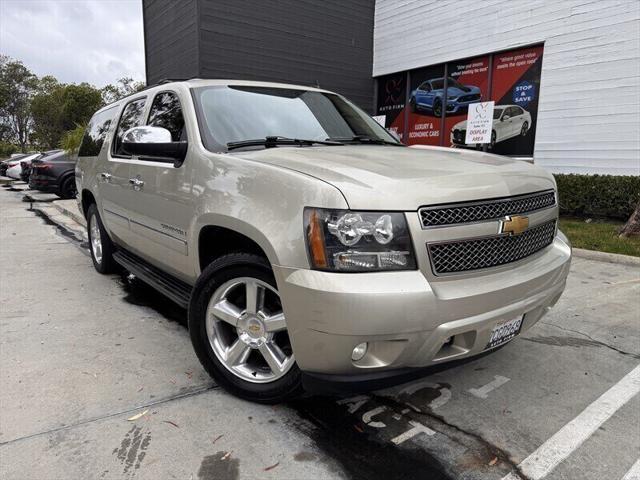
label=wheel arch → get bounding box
[194,214,280,275]
[81,189,96,219]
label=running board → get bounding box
[113,249,193,309]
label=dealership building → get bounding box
[143,0,640,175]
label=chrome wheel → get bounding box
[89,215,103,264]
[205,277,294,383]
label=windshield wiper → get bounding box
[227,136,343,151]
[329,135,404,146]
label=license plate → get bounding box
[485,316,524,350]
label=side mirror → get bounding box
[122,126,187,167]
[502,115,510,121]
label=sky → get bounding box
[0,0,145,87]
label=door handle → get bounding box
[129,177,144,188]
[99,172,112,181]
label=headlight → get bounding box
[304,208,417,272]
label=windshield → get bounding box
[493,108,504,119]
[192,85,399,151]
[429,78,465,90]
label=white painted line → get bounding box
[622,458,640,480]
[502,364,640,480]
[469,375,511,399]
[391,420,435,445]
[362,406,387,428]
[336,395,369,414]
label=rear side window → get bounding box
[113,98,146,156]
[147,92,186,141]
[78,107,117,157]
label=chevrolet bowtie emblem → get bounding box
[499,215,529,235]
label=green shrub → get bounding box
[554,174,640,221]
[0,142,18,159]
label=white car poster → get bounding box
[464,101,494,144]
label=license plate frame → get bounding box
[484,315,524,350]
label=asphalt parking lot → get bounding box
[1,183,639,480]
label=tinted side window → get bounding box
[78,107,116,157]
[113,98,146,156]
[147,92,185,141]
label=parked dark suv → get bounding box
[29,150,77,199]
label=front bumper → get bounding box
[274,233,571,379]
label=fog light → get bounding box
[351,342,368,361]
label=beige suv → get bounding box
[76,80,571,402]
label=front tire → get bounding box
[521,122,529,137]
[433,98,442,117]
[189,253,303,403]
[87,204,118,274]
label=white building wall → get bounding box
[374,0,640,175]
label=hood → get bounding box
[233,145,555,210]
[452,120,467,130]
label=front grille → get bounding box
[428,220,556,275]
[459,93,481,103]
[419,190,556,228]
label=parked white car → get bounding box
[5,153,41,180]
[451,105,532,147]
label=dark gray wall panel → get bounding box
[198,0,374,111]
[143,0,199,84]
[143,0,375,111]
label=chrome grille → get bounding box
[419,190,556,228]
[428,220,556,275]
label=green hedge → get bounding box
[554,174,640,221]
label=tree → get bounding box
[101,77,145,104]
[30,76,65,149]
[0,56,38,152]
[31,79,103,149]
[61,124,86,154]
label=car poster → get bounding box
[489,45,544,156]
[406,64,446,146]
[375,72,407,142]
[445,55,490,148]
[375,44,544,158]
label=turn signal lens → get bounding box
[307,209,328,268]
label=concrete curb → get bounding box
[52,199,86,228]
[572,247,640,267]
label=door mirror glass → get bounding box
[122,126,187,166]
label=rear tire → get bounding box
[87,204,118,274]
[58,176,77,199]
[189,253,303,403]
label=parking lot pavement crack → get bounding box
[539,321,640,359]
[0,385,217,447]
[369,394,531,480]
